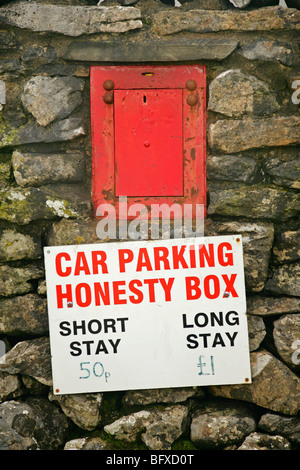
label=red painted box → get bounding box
[90,65,206,219]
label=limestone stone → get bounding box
[0,264,44,296]
[0,228,42,261]
[0,337,52,387]
[246,296,300,316]
[208,70,279,117]
[272,230,300,264]
[237,432,291,450]
[190,400,256,449]
[206,155,258,183]
[205,220,274,292]
[263,150,300,189]
[122,387,202,407]
[104,405,188,450]
[21,45,56,65]
[0,117,85,149]
[209,350,300,415]
[273,314,300,372]
[247,315,266,351]
[265,262,300,296]
[0,187,88,225]
[0,372,23,403]
[49,392,103,431]
[258,413,300,446]
[12,150,85,187]
[0,294,48,336]
[208,184,299,221]
[153,6,300,35]
[64,437,112,450]
[238,39,294,66]
[21,76,84,127]
[0,31,18,50]
[208,116,300,154]
[64,39,239,62]
[46,219,100,246]
[0,397,69,450]
[0,3,142,36]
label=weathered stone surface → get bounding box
[0,294,48,336]
[265,262,300,296]
[205,220,274,292]
[46,219,100,246]
[208,116,300,154]
[122,387,202,407]
[246,296,300,316]
[0,3,142,36]
[190,400,256,449]
[238,39,294,66]
[0,337,52,387]
[64,39,239,62]
[258,413,300,446]
[0,187,88,225]
[247,315,266,351]
[0,117,85,149]
[21,76,84,127]
[104,405,188,450]
[0,162,11,186]
[209,350,300,415]
[64,437,112,450]
[0,397,69,450]
[208,184,299,221]
[206,155,258,183]
[21,45,56,65]
[12,150,85,187]
[272,230,300,264]
[263,150,300,189]
[208,70,279,117]
[49,392,103,431]
[273,314,300,372]
[0,30,18,50]
[153,7,300,35]
[0,264,43,296]
[237,432,291,450]
[0,228,42,261]
[0,372,23,403]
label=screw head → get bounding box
[186,79,197,91]
[186,94,198,106]
[103,80,114,91]
[103,92,114,105]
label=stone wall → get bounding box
[0,0,299,451]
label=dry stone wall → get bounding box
[0,0,299,451]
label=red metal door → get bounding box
[114,89,183,197]
[90,65,206,218]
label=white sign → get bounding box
[44,235,251,395]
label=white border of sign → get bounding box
[44,235,251,395]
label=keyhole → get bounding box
[143,95,147,103]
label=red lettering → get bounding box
[129,279,144,304]
[203,275,220,299]
[218,242,233,266]
[154,247,170,270]
[186,276,201,300]
[159,277,175,301]
[92,251,108,274]
[144,278,159,302]
[56,284,72,308]
[136,248,152,272]
[113,280,126,304]
[172,245,188,269]
[55,253,71,277]
[94,281,110,305]
[75,283,92,307]
[118,249,134,273]
[199,244,215,267]
[74,252,90,276]
[222,274,238,297]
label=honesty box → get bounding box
[44,235,252,395]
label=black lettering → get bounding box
[70,341,82,356]
[225,311,239,326]
[186,334,198,349]
[59,321,71,336]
